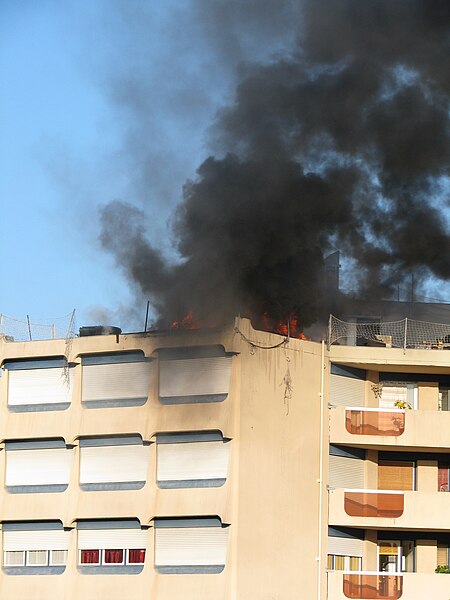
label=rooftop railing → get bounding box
[344,490,404,518]
[343,572,403,599]
[345,408,405,436]
[328,315,450,350]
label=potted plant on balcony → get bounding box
[435,565,450,574]
[394,400,412,410]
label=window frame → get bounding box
[3,550,26,567]
[25,549,49,567]
[126,548,146,565]
[79,549,101,566]
[103,548,125,566]
[49,549,68,566]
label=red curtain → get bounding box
[80,549,100,564]
[128,549,146,564]
[104,549,124,564]
[438,464,449,491]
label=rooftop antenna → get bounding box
[144,300,150,332]
[26,315,32,341]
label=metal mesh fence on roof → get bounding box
[0,311,76,342]
[328,314,450,350]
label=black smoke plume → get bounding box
[100,0,450,329]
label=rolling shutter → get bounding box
[82,355,152,403]
[157,433,229,483]
[330,366,366,407]
[6,447,72,486]
[159,357,232,402]
[329,455,364,489]
[79,441,149,484]
[378,461,414,491]
[7,367,73,407]
[328,536,363,557]
[154,521,228,567]
[78,528,147,550]
[3,529,69,551]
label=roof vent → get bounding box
[79,326,122,337]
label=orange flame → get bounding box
[170,310,202,330]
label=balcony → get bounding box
[330,406,450,451]
[344,490,404,519]
[343,572,402,599]
[330,488,450,529]
[345,409,404,436]
[328,571,450,600]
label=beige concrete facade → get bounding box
[1,317,450,598]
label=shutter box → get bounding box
[328,535,364,557]
[78,529,147,550]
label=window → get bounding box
[128,549,146,564]
[439,387,450,411]
[158,346,232,404]
[380,382,417,409]
[81,352,152,408]
[79,436,149,491]
[50,550,68,566]
[80,550,100,565]
[4,358,73,411]
[4,551,25,567]
[2,522,69,569]
[327,555,361,571]
[378,460,415,491]
[104,549,124,565]
[5,439,71,492]
[26,550,48,566]
[79,549,145,566]
[77,520,147,568]
[437,544,449,567]
[154,518,228,574]
[156,432,229,488]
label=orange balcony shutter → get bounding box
[437,544,448,566]
[378,461,414,491]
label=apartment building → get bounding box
[0,316,450,599]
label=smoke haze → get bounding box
[100,0,450,328]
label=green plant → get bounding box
[435,565,450,574]
[394,400,412,410]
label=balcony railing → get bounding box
[344,490,404,518]
[343,572,403,599]
[345,408,405,436]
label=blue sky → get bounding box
[0,0,298,332]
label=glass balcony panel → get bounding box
[344,491,404,518]
[346,410,405,436]
[343,573,403,599]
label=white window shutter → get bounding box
[79,445,150,484]
[82,362,152,402]
[8,368,73,406]
[6,448,72,486]
[159,357,232,400]
[155,527,228,566]
[157,441,229,482]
